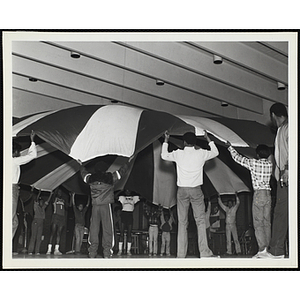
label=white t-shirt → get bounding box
[161,142,219,187]
[118,195,140,212]
[12,142,37,184]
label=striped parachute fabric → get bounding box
[14,105,194,162]
[178,115,275,148]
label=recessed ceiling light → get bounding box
[221,101,228,107]
[70,51,81,59]
[277,82,286,90]
[213,54,223,65]
[29,78,38,82]
[111,100,119,103]
[156,79,165,86]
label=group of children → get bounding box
[114,190,175,257]
[22,138,274,260]
[26,186,176,257]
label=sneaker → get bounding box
[148,253,152,257]
[266,252,285,259]
[257,250,284,259]
[153,253,157,257]
[54,250,62,255]
[36,253,40,256]
[201,254,220,259]
[46,251,51,255]
[166,254,171,257]
[127,251,132,256]
[252,248,267,259]
[117,250,122,256]
[28,253,33,255]
[160,253,164,257]
[252,253,260,259]
[88,253,97,258]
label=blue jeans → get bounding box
[269,183,288,256]
[252,189,271,252]
[177,186,213,258]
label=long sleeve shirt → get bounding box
[81,162,130,206]
[228,146,272,190]
[33,200,48,219]
[274,121,288,180]
[161,141,219,187]
[12,142,37,184]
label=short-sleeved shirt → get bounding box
[118,196,140,212]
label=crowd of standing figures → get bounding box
[12,103,288,259]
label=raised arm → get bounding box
[161,131,175,162]
[86,195,90,208]
[207,201,211,215]
[13,131,37,165]
[217,196,227,212]
[113,155,135,184]
[204,130,219,159]
[160,210,165,224]
[235,193,240,208]
[226,142,251,170]
[70,192,76,207]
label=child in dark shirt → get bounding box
[46,188,70,255]
[144,203,162,256]
[160,208,175,256]
[28,192,51,255]
[71,192,90,254]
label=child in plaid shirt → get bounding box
[226,142,272,258]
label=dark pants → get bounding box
[28,218,44,254]
[88,204,114,258]
[269,183,288,256]
[74,224,85,253]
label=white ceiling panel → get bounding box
[10,37,290,126]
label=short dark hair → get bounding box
[270,102,288,118]
[95,161,109,173]
[183,132,197,146]
[13,141,22,153]
[256,144,270,159]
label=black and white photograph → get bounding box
[2,31,298,271]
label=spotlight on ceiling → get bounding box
[221,101,228,107]
[156,79,165,86]
[29,77,38,82]
[213,54,223,65]
[70,51,81,59]
[277,82,286,90]
[111,100,119,104]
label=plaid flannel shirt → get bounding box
[228,146,272,190]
